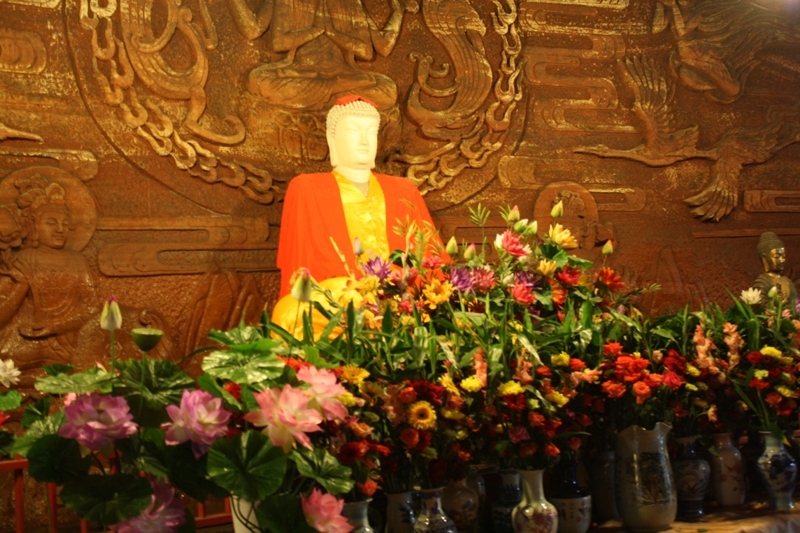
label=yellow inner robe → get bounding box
[271,172,389,339]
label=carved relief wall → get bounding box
[0,0,798,424]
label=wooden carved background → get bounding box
[1,0,800,523]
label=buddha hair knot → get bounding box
[326,97,381,138]
[757,232,784,258]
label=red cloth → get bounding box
[276,172,439,297]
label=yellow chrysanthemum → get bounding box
[537,258,557,277]
[357,275,381,294]
[548,223,579,250]
[760,346,782,358]
[527,398,540,410]
[754,369,769,380]
[776,385,794,398]
[441,408,465,421]
[438,375,460,397]
[338,392,358,407]
[686,365,701,377]
[497,380,525,396]
[422,279,454,309]
[340,364,370,384]
[455,428,469,441]
[633,352,641,358]
[693,398,709,408]
[421,447,438,460]
[780,357,794,367]
[460,376,483,393]
[697,382,708,391]
[551,352,570,367]
[545,391,569,408]
[408,401,437,430]
[360,380,384,398]
[685,383,698,392]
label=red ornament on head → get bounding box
[334,95,378,108]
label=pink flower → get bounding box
[163,389,232,458]
[472,267,497,291]
[513,356,533,386]
[58,395,138,450]
[496,230,531,258]
[302,489,353,533]
[509,426,531,444]
[474,351,488,388]
[511,282,535,305]
[109,478,186,533]
[244,385,323,452]
[421,256,444,270]
[663,371,685,391]
[296,366,347,420]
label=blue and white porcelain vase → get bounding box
[672,435,710,521]
[492,469,522,533]
[385,492,416,533]
[414,487,458,533]
[757,431,797,510]
[343,499,375,533]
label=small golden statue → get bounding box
[753,232,797,306]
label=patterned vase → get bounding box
[442,477,479,533]
[548,459,591,533]
[711,432,745,506]
[672,435,710,521]
[614,423,677,532]
[757,431,797,510]
[512,469,558,533]
[492,469,522,533]
[465,466,487,529]
[343,499,375,533]
[413,487,458,533]
[385,492,416,533]
[589,450,619,522]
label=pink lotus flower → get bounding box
[472,267,497,291]
[58,395,138,451]
[495,230,531,258]
[109,478,186,533]
[163,389,232,458]
[296,366,347,420]
[244,385,323,452]
[302,488,353,533]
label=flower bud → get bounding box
[550,200,564,218]
[445,236,459,256]
[768,286,778,299]
[463,243,476,260]
[100,296,122,332]
[353,237,364,256]
[602,239,614,255]
[291,268,312,303]
[507,205,520,223]
[513,219,528,233]
[523,220,538,237]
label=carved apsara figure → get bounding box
[226,0,417,111]
[0,175,97,370]
[753,232,797,307]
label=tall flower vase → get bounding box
[343,500,375,533]
[442,477,479,533]
[231,498,259,533]
[492,469,522,533]
[548,460,591,533]
[614,423,677,533]
[385,492,416,533]
[414,488,457,533]
[711,433,745,506]
[589,450,619,522]
[512,470,558,533]
[757,431,797,510]
[672,436,710,521]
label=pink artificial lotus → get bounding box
[296,366,347,421]
[244,385,323,453]
[302,488,354,533]
[58,394,138,451]
[163,389,232,458]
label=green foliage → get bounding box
[207,430,288,502]
[114,359,194,427]
[292,447,355,496]
[61,474,152,527]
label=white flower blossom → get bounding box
[0,358,21,388]
[740,287,762,305]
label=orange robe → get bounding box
[276,172,438,297]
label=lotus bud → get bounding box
[353,237,364,256]
[100,296,122,332]
[768,286,778,299]
[508,205,521,223]
[550,200,564,218]
[463,243,476,261]
[513,219,528,233]
[502,273,516,287]
[291,268,312,303]
[445,236,458,256]
[523,220,538,237]
[602,239,614,255]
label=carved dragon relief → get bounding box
[78,0,279,204]
[395,0,523,194]
[575,56,800,221]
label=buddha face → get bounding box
[35,209,69,249]
[763,247,786,273]
[329,114,379,171]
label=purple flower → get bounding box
[163,389,232,459]
[362,257,391,280]
[109,478,186,533]
[515,271,540,290]
[58,395,138,450]
[449,267,475,293]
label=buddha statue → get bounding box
[271,95,440,336]
[752,232,797,307]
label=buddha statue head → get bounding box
[15,174,70,250]
[757,232,786,275]
[326,96,381,182]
